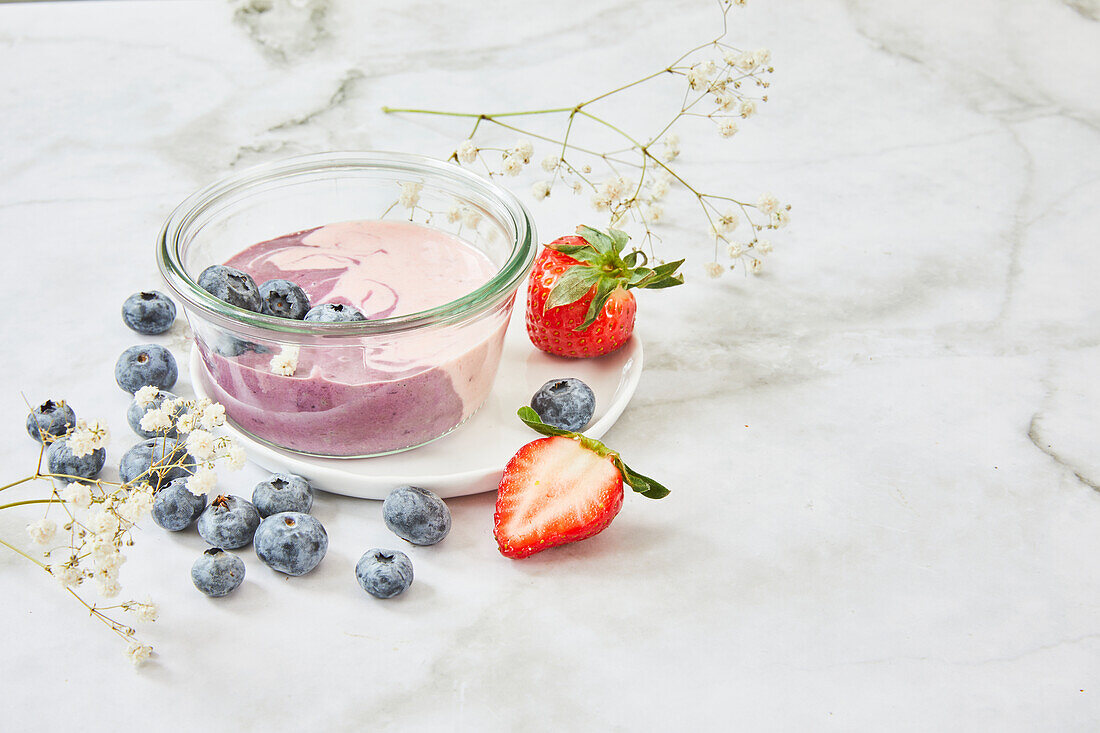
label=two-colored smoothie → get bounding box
[195,220,510,456]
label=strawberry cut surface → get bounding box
[494,436,624,559]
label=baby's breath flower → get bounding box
[650,180,670,200]
[119,489,154,524]
[88,510,119,538]
[186,467,217,496]
[714,90,737,111]
[186,430,216,462]
[455,139,478,164]
[727,242,744,258]
[138,406,172,435]
[753,48,771,66]
[461,207,482,229]
[757,193,779,214]
[200,403,226,429]
[739,100,757,118]
[68,420,110,458]
[703,261,724,278]
[734,50,757,71]
[687,63,711,90]
[95,550,125,574]
[134,386,160,408]
[176,412,198,435]
[771,208,790,228]
[62,482,93,510]
[513,139,534,164]
[718,210,739,233]
[647,204,665,222]
[540,154,560,173]
[398,182,422,209]
[49,562,82,587]
[89,535,114,561]
[718,118,739,138]
[757,238,773,253]
[126,642,153,667]
[501,153,524,176]
[224,442,247,472]
[269,346,299,377]
[531,181,552,200]
[750,258,764,274]
[96,575,122,599]
[446,204,462,223]
[27,518,57,545]
[571,181,584,195]
[129,601,159,624]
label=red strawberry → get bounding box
[525,226,683,358]
[494,407,669,559]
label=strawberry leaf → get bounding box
[576,225,616,253]
[516,408,670,499]
[578,277,620,330]
[545,265,602,310]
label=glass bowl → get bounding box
[157,152,536,458]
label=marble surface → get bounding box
[1,0,1098,729]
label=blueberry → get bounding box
[151,477,207,531]
[119,438,194,490]
[530,378,596,432]
[46,437,105,483]
[191,548,245,597]
[382,485,451,546]
[197,495,261,550]
[121,291,176,335]
[25,399,75,443]
[252,473,313,518]
[303,303,367,323]
[259,279,311,320]
[253,512,328,576]
[355,549,413,599]
[197,265,262,312]
[206,332,268,358]
[126,390,187,439]
[114,344,178,393]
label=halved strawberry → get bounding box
[525,226,684,358]
[493,407,669,559]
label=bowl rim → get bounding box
[157,151,537,337]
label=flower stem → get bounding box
[0,475,36,492]
[0,536,46,568]
[0,498,57,511]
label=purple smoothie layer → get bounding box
[196,220,509,456]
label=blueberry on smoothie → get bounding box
[151,477,207,532]
[197,495,261,550]
[121,291,176,335]
[530,378,596,432]
[303,303,367,323]
[119,438,194,490]
[251,473,313,518]
[126,390,186,439]
[259,279,311,320]
[47,437,105,483]
[355,549,413,599]
[191,548,245,598]
[114,344,178,393]
[25,399,75,443]
[253,512,328,576]
[382,485,451,546]
[197,265,262,312]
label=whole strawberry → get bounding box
[525,226,684,358]
[494,407,669,559]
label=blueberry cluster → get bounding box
[196,265,367,323]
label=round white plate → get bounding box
[189,315,642,500]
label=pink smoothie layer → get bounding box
[197,220,510,456]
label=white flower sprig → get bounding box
[383,0,791,279]
[2,392,245,667]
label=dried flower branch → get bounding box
[2,391,244,666]
[383,0,790,278]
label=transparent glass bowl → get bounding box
[157,152,536,458]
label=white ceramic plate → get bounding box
[189,315,642,500]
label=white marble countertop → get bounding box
[1,0,1098,729]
